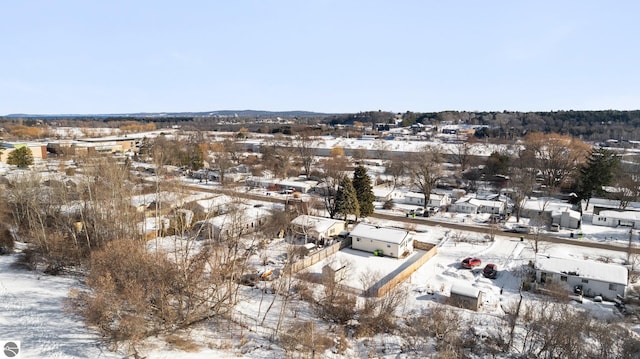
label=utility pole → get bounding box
[627,224,634,264]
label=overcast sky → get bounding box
[1,1,639,115]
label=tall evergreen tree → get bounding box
[335,176,360,222]
[575,148,619,206]
[352,166,375,218]
[7,146,34,168]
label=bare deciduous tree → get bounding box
[407,146,443,207]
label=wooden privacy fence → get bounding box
[366,242,437,297]
[288,237,352,273]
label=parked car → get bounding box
[461,257,482,269]
[482,264,498,279]
[415,207,424,216]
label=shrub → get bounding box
[0,225,14,255]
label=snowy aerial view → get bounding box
[2,1,640,358]
[2,122,640,358]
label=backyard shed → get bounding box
[449,284,483,311]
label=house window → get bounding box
[609,283,617,291]
[561,275,567,282]
[581,279,589,284]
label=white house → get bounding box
[403,191,425,206]
[428,193,451,208]
[551,208,581,229]
[535,255,628,300]
[592,210,640,228]
[372,185,405,203]
[453,196,505,215]
[290,215,346,244]
[401,191,451,208]
[188,194,234,215]
[521,197,575,220]
[193,206,269,241]
[349,223,413,258]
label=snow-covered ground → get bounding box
[1,212,638,358]
[0,244,122,359]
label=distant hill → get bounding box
[3,110,334,119]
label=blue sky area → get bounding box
[1,1,638,115]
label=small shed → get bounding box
[449,284,483,311]
[322,263,347,284]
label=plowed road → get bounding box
[184,183,640,255]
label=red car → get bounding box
[461,257,482,269]
[483,264,498,279]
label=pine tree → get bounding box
[335,176,360,222]
[352,165,375,218]
[575,148,619,206]
[7,146,34,168]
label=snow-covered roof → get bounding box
[597,210,640,221]
[536,255,628,285]
[468,198,504,208]
[372,187,393,198]
[291,215,344,233]
[349,223,411,245]
[406,191,449,200]
[450,283,480,298]
[276,178,319,190]
[584,197,640,212]
[197,206,270,228]
[551,208,581,220]
[131,191,211,208]
[404,191,424,199]
[194,195,233,212]
[522,198,573,212]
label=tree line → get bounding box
[5,109,640,142]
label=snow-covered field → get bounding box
[0,245,122,359]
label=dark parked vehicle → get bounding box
[482,264,498,279]
[461,257,482,269]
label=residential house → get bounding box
[520,198,575,221]
[581,197,640,225]
[535,255,628,300]
[551,208,581,229]
[592,210,640,228]
[350,223,413,258]
[186,194,234,216]
[453,196,505,215]
[372,185,404,203]
[290,215,346,245]
[401,192,450,209]
[193,206,269,241]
